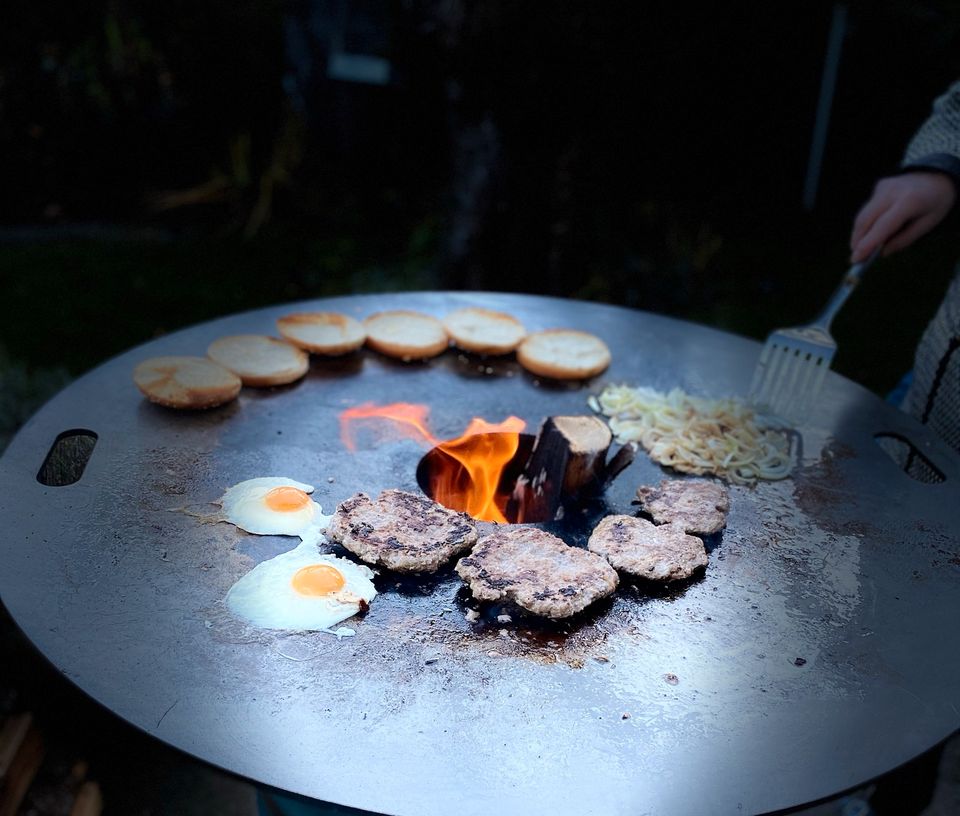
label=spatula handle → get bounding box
[813,247,881,331]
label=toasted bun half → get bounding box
[442,307,527,355]
[516,329,611,380]
[206,334,309,387]
[276,312,366,356]
[133,356,242,409]
[364,311,449,360]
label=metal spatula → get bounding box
[748,248,880,422]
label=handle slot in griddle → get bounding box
[36,429,98,487]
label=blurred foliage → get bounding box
[2,0,960,404]
[0,223,441,373]
[5,0,960,231]
[0,346,72,452]
[147,109,307,237]
[0,0,285,222]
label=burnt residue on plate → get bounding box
[539,495,616,546]
[911,520,960,570]
[617,571,707,601]
[373,564,462,598]
[144,447,216,501]
[393,583,623,670]
[442,352,521,381]
[236,378,310,401]
[305,353,365,381]
[520,371,597,392]
[792,438,880,538]
[137,397,242,427]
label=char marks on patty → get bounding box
[327,489,478,573]
[455,527,618,619]
[588,515,708,582]
[635,479,730,535]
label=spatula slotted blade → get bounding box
[748,325,835,422]
[748,249,880,423]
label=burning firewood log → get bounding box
[511,416,634,522]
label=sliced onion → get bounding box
[591,384,794,484]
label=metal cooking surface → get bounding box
[1,291,959,816]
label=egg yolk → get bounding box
[291,564,345,596]
[264,486,311,512]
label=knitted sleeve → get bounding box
[901,80,960,183]
[902,269,960,457]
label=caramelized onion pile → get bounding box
[589,385,794,485]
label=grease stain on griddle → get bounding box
[618,572,706,602]
[305,354,365,381]
[144,447,215,502]
[792,439,880,539]
[138,397,241,426]
[373,563,462,598]
[442,353,519,380]
[358,568,624,669]
[237,378,309,401]
[524,372,596,392]
[912,520,960,570]
[422,609,615,670]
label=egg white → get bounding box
[226,539,377,631]
[218,476,324,537]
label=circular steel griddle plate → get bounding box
[1,292,960,816]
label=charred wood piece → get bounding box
[512,416,631,522]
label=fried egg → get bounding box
[217,477,324,537]
[226,539,377,631]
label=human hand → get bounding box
[849,171,956,263]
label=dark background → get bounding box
[2,0,960,441]
[1,4,960,812]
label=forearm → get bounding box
[850,81,960,262]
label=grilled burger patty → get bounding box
[635,479,730,535]
[588,514,708,582]
[327,489,478,573]
[455,527,619,619]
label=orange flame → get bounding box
[337,403,526,523]
[431,416,526,523]
[339,402,437,451]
